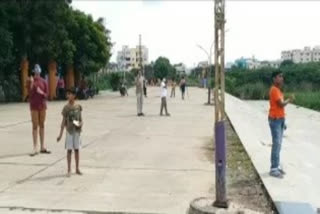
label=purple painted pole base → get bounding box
[213,120,229,208]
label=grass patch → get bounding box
[291,91,320,111]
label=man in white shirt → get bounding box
[160,78,170,116]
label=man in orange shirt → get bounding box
[268,71,294,178]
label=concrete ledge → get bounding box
[225,94,320,214]
[275,202,315,214]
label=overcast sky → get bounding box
[72,1,320,67]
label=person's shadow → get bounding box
[0,153,30,160]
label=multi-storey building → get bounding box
[117,45,149,71]
[281,46,320,63]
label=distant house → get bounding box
[259,60,281,69]
[234,57,280,70]
[197,61,209,68]
[174,63,186,75]
[281,46,320,63]
[117,45,149,71]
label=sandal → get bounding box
[40,149,51,154]
[76,170,83,176]
[29,152,38,157]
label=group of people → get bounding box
[26,63,293,179]
[134,72,187,117]
[28,64,83,177]
[43,73,96,101]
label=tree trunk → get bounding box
[20,57,29,102]
[48,60,57,100]
[66,65,75,90]
[74,69,81,88]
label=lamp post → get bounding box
[197,42,214,105]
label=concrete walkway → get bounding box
[0,87,214,214]
[225,94,320,213]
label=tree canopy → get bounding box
[0,0,112,101]
[154,57,176,80]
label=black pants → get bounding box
[143,87,147,97]
[57,88,66,100]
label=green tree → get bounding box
[154,57,175,80]
[280,60,294,68]
[144,64,154,80]
[0,0,112,102]
[67,10,111,75]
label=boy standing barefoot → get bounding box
[57,87,83,177]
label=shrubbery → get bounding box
[225,62,320,111]
[91,72,135,91]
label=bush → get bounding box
[226,62,320,111]
[92,72,135,92]
[236,82,268,100]
[186,76,201,87]
[292,92,320,111]
[0,86,5,102]
[0,72,21,102]
[109,73,121,91]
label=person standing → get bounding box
[170,79,176,98]
[28,64,50,156]
[57,87,83,177]
[57,76,65,100]
[143,79,147,98]
[160,78,170,116]
[136,72,144,116]
[179,76,186,100]
[268,71,294,178]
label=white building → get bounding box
[174,63,186,74]
[259,60,281,69]
[312,46,320,62]
[117,45,149,71]
[234,57,280,70]
[246,57,261,70]
[197,61,209,68]
[281,46,320,63]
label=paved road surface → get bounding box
[0,87,214,214]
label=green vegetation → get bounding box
[89,72,135,92]
[226,62,320,111]
[153,57,176,80]
[0,0,111,102]
[291,92,320,110]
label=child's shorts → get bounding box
[65,132,81,150]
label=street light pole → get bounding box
[213,0,228,208]
[197,43,214,105]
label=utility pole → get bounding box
[139,34,144,76]
[188,1,228,212]
[213,0,228,208]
